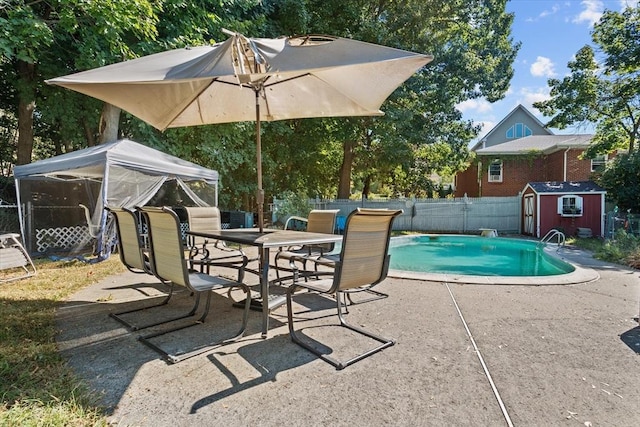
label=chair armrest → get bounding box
[284,215,308,230]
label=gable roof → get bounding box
[471,104,553,151]
[475,134,593,156]
[524,180,606,194]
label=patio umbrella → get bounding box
[46,30,433,231]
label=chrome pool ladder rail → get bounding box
[540,229,566,247]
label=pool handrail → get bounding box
[541,229,566,247]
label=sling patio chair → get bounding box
[286,208,402,370]
[185,206,254,281]
[307,211,398,310]
[0,233,36,283]
[273,209,339,284]
[136,206,251,364]
[106,207,151,275]
[106,206,187,331]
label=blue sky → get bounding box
[458,0,639,143]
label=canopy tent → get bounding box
[13,139,219,257]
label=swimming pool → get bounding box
[385,234,604,286]
[388,235,573,277]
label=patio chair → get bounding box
[286,208,402,370]
[308,211,397,309]
[106,207,187,331]
[137,206,251,364]
[273,209,339,284]
[107,207,151,275]
[185,206,253,281]
[0,233,36,283]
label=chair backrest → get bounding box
[306,209,340,234]
[306,209,339,252]
[140,207,189,288]
[106,207,148,273]
[333,208,402,292]
[185,206,222,247]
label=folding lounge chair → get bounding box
[106,207,189,331]
[185,206,253,280]
[274,209,339,284]
[137,206,251,364]
[286,208,402,370]
[0,233,36,283]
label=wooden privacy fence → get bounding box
[302,196,522,234]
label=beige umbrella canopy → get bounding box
[47,30,433,231]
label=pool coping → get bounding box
[387,236,600,286]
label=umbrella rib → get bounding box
[160,78,225,130]
[262,73,311,88]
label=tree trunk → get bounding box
[362,175,371,199]
[98,103,121,144]
[337,140,354,199]
[83,120,96,147]
[16,61,35,165]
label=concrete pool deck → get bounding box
[55,246,639,426]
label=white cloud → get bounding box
[521,87,551,104]
[540,5,560,18]
[456,99,492,114]
[620,0,639,9]
[573,0,603,26]
[530,56,557,78]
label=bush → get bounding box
[596,229,640,265]
[272,191,311,226]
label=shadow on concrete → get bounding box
[55,277,285,414]
[620,325,640,354]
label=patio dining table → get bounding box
[187,228,342,337]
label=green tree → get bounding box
[598,152,640,212]
[534,5,640,156]
[298,0,519,198]
[2,0,518,209]
[0,0,160,163]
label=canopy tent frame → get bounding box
[13,139,219,257]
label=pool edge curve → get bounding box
[387,240,600,285]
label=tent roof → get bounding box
[13,139,218,183]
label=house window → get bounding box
[506,123,533,139]
[591,154,607,172]
[488,160,503,183]
[557,195,583,217]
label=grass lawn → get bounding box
[0,256,125,426]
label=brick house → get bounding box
[454,105,606,197]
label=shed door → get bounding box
[524,194,534,235]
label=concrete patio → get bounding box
[55,246,639,426]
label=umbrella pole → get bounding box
[255,90,264,232]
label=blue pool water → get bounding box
[388,235,574,277]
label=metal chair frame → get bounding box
[274,209,339,284]
[286,208,402,370]
[136,207,251,364]
[106,207,187,331]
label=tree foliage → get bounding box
[257,0,519,199]
[1,0,519,209]
[598,151,640,211]
[534,5,640,156]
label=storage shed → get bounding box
[522,181,606,238]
